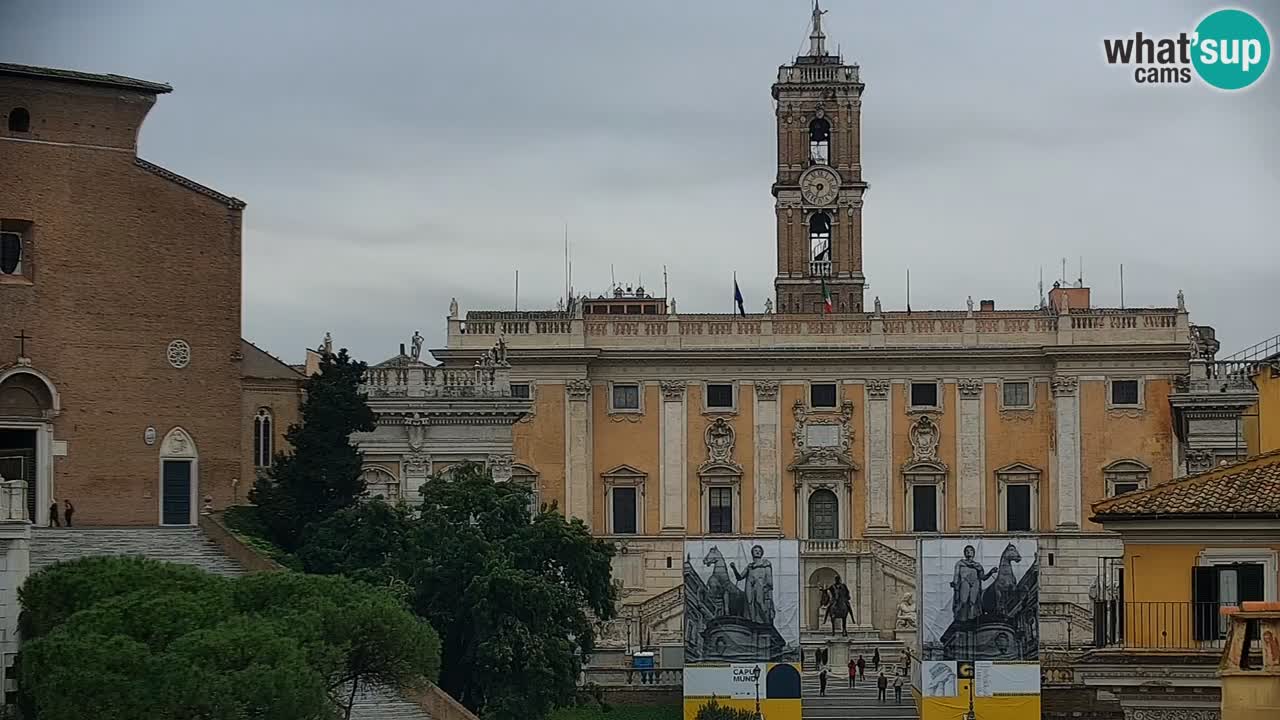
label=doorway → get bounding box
[161,460,192,525]
[0,428,37,521]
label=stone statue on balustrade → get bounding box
[410,331,424,361]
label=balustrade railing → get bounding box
[809,260,832,278]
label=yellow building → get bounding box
[406,4,1258,681]
[1083,450,1280,718]
[1232,334,1280,455]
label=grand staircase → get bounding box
[28,526,438,720]
[802,669,919,720]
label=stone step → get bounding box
[30,527,245,577]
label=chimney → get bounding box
[979,300,995,312]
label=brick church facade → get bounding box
[0,64,244,526]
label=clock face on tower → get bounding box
[800,166,841,206]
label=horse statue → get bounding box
[703,546,744,617]
[980,543,1022,616]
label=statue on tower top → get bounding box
[808,1,828,56]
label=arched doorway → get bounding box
[807,488,839,539]
[0,367,59,524]
[807,566,840,630]
[158,428,197,525]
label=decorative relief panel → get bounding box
[566,379,592,400]
[660,380,687,401]
[909,415,941,464]
[1051,376,1079,397]
[754,380,779,401]
[957,378,982,397]
[704,417,737,467]
[866,379,890,399]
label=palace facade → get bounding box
[424,7,1257,662]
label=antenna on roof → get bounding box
[663,265,669,301]
[1061,257,1067,286]
[906,268,912,313]
[611,264,616,291]
[1038,266,1045,309]
[1120,263,1126,309]
[1078,256,1084,288]
[514,269,520,312]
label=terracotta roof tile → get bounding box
[0,62,172,94]
[1092,449,1280,520]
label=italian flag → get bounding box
[821,276,833,314]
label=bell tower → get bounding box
[773,2,868,314]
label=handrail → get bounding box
[1223,333,1280,363]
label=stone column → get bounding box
[865,379,892,533]
[659,381,688,532]
[753,381,782,532]
[957,379,985,530]
[857,553,873,626]
[565,379,593,527]
[1052,376,1081,530]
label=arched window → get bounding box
[809,212,832,268]
[361,466,400,502]
[808,488,838,539]
[7,108,30,133]
[253,408,273,468]
[809,117,830,164]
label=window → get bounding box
[1006,485,1032,532]
[252,408,273,468]
[810,383,837,409]
[0,220,32,278]
[510,383,531,399]
[361,466,399,503]
[1104,459,1150,497]
[808,489,838,539]
[511,465,539,516]
[1003,381,1031,408]
[911,382,939,408]
[809,212,831,264]
[612,383,640,411]
[7,108,30,133]
[809,117,831,164]
[911,485,938,532]
[996,463,1040,532]
[1111,379,1140,406]
[708,487,733,533]
[1193,563,1265,640]
[706,383,734,410]
[612,486,638,535]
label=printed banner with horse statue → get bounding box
[683,539,801,664]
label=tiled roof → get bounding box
[241,339,305,381]
[1092,449,1280,520]
[0,62,172,94]
[135,158,246,209]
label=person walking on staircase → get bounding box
[48,498,60,527]
[872,647,880,672]
[847,658,857,688]
[857,654,866,680]
[818,661,829,697]
[893,671,903,704]
[877,670,888,703]
[63,499,74,527]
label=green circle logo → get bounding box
[1192,9,1271,90]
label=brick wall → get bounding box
[1,73,243,525]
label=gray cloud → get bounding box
[3,0,1277,361]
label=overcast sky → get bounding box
[3,1,1277,363]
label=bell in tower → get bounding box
[772,2,868,315]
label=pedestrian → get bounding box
[857,654,866,679]
[63,499,74,527]
[877,670,887,703]
[48,499,60,527]
[894,672,903,704]
[847,658,856,688]
[818,662,829,697]
[873,647,881,672]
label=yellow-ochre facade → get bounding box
[425,6,1257,697]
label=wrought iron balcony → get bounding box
[1092,601,1244,650]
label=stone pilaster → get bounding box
[659,380,688,532]
[865,379,892,532]
[1052,376,1081,530]
[565,379,593,527]
[957,378,985,530]
[753,381,782,532]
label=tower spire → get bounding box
[808,1,827,56]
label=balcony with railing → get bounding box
[1091,600,1250,651]
[808,260,832,277]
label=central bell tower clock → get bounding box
[773,2,868,314]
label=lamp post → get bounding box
[751,665,762,719]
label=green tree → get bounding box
[299,463,618,720]
[17,558,440,720]
[250,348,376,551]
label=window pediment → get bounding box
[903,459,947,476]
[995,462,1041,478]
[1103,459,1151,474]
[602,464,646,487]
